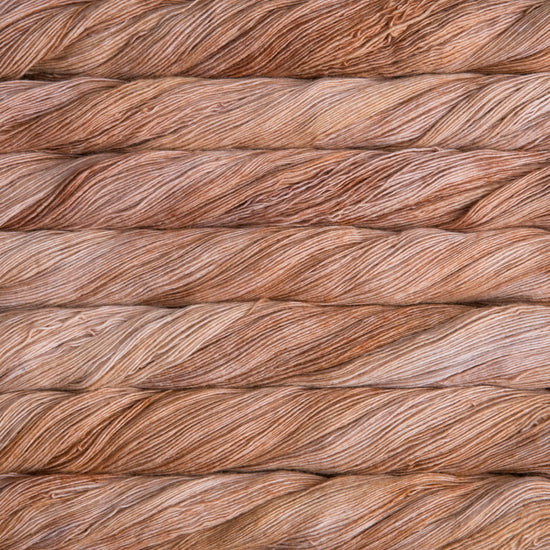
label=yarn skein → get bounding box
[1,74,550,153]
[0,227,549,307]
[0,302,548,390]
[1,149,549,231]
[1,472,549,549]
[2,0,550,80]
[1,386,549,476]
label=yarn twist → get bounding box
[0,227,549,307]
[2,1,550,79]
[1,472,549,549]
[2,74,550,153]
[1,148,549,230]
[0,386,548,476]
[0,302,548,390]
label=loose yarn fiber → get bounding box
[0,227,549,307]
[1,148,549,231]
[1,472,549,549]
[2,1,550,80]
[1,74,550,153]
[1,386,549,476]
[0,303,548,391]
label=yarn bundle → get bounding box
[1,1,549,548]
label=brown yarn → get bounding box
[2,1,550,80]
[0,227,549,307]
[2,148,550,231]
[1,386,549,476]
[1,472,549,549]
[2,74,550,153]
[1,302,549,391]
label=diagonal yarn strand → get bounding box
[0,386,549,476]
[1,148,549,231]
[0,302,548,391]
[2,74,550,153]
[1,472,549,549]
[0,227,549,307]
[2,1,550,80]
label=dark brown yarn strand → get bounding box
[2,74,550,153]
[2,1,550,80]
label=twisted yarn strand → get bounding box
[0,302,549,391]
[2,74,550,153]
[2,1,550,79]
[1,148,549,230]
[1,472,549,549]
[0,386,549,476]
[0,227,549,307]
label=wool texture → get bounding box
[0,227,549,307]
[1,386,549,476]
[2,74,550,153]
[1,148,550,231]
[0,303,549,391]
[2,2,549,544]
[1,472,549,549]
[2,1,550,80]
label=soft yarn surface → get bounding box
[0,303,547,390]
[0,227,548,307]
[0,149,548,230]
[0,1,548,548]
[1,75,550,152]
[1,472,549,549]
[2,0,550,79]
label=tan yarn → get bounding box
[0,302,549,391]
[0,227,549,307]
[2,74,550,153]
[1,148,550,231]
[1,386,549,476]
[2,1,550,80]
[1,472,549,549]
[2,2,549,546]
